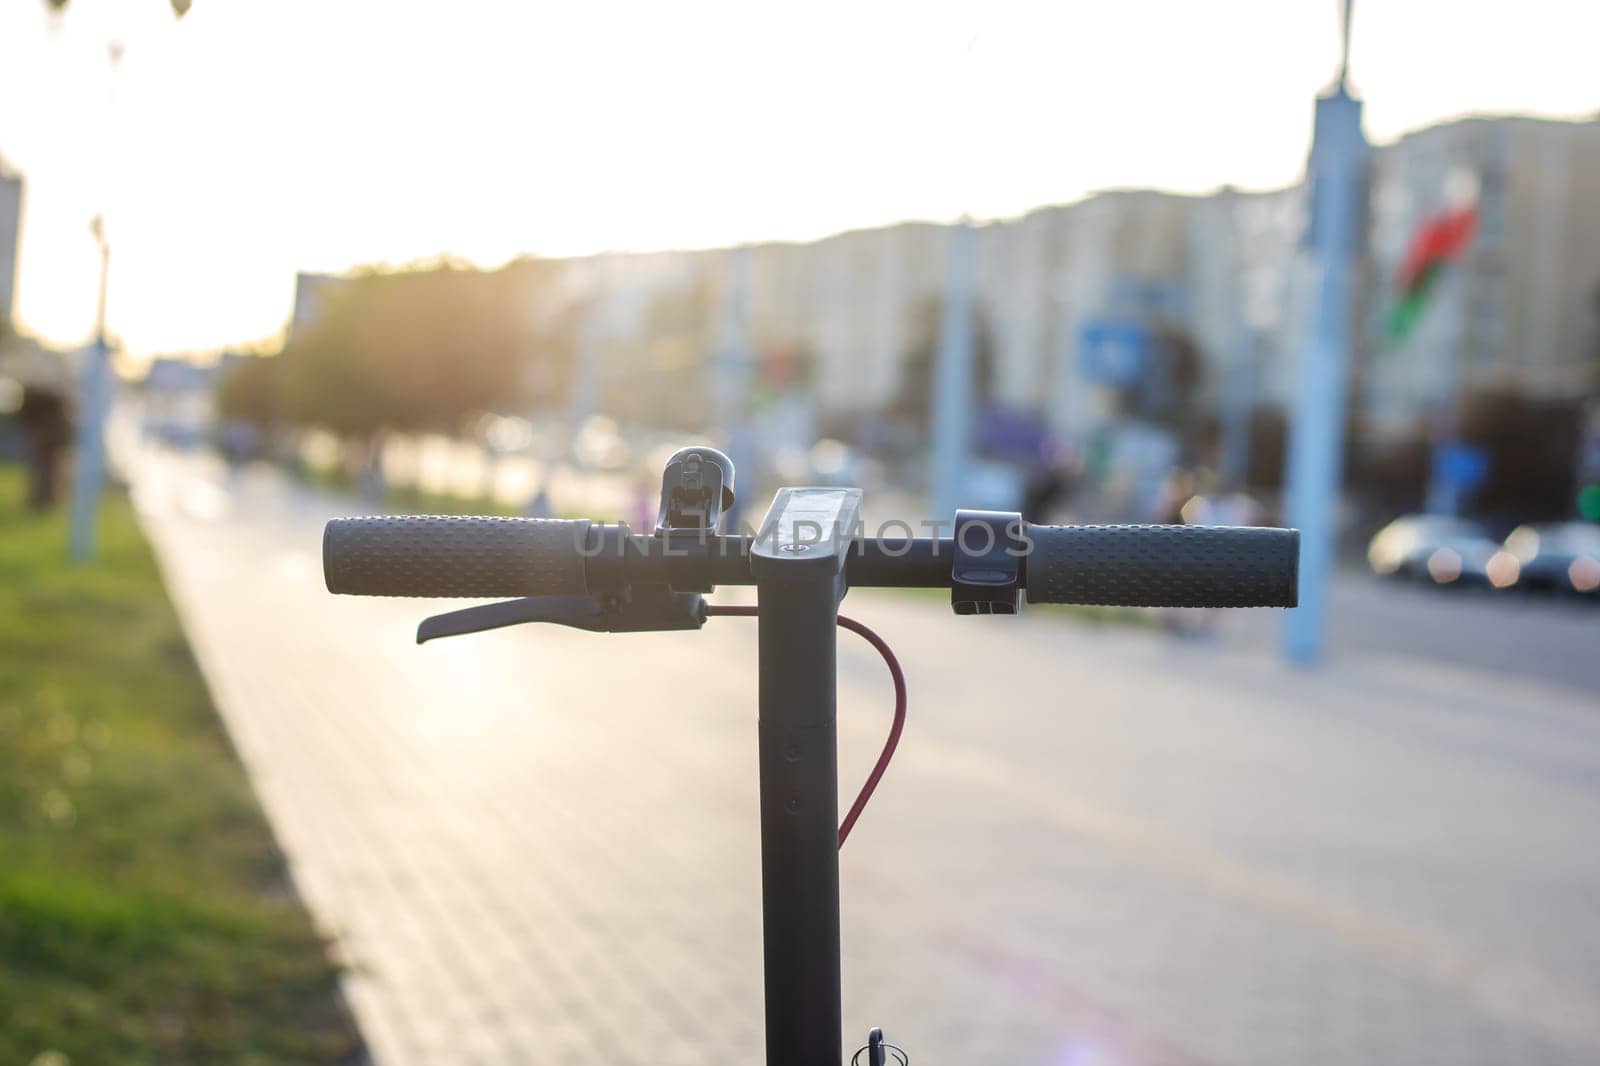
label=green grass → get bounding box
[0,468,361,1066]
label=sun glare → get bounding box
[2,0,1597,359]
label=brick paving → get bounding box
[130,450,1600,1065]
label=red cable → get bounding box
[704,605,906,849]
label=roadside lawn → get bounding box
[0,469,361,1065]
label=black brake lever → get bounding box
[416,588,706,644]
[418,597,599,643]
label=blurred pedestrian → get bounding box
[19,384,72,510]
[1157,469,1224,639]
[1020,444,1078,524]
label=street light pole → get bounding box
[68,217,112,561]
[1281,0,1367,665]
[67,37,124,562]
[931,218,977,519]
[1220,331,1258,491]
[51,5,189,558]
[1422,266,1468,516]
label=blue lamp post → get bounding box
[1281,0,1368,664]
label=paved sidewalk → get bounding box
[131,449,1600,1065]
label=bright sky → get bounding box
[1,0,1596,359]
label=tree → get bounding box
[45,0,191,14]
[275,261,562,439]
[214,353,282,430]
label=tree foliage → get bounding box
[214,353,281,429]
[273,259,571,438]
[45,0,191,17]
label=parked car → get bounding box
[1367,515,1515,588]
[1503,522,1600,596]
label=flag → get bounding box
[1388,204,1477,341]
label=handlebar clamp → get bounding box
[950,509,1025,616]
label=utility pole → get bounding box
[711,246,754,435]
[51,6,189,558]
[1422,265,1468,516]
[67,38,123,562]
[931,218,977,519]
[68,216,112,561]
[566,276,603,436]
[1220,332,1258,491]
[1218,192,1255,491]
[1281,0,1367,665]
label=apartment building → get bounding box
[283,114,1599,445]
[1359,115,1600,437]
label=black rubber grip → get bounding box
[1024,524,1299,608]
[323,516,591,598]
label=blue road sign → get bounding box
[1079,319,1147,386]
[1432,443,1489,495]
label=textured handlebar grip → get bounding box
[323,516,592,598]
[1024,524,1299,608]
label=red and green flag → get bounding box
[1388,204,1477,341]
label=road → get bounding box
[127,446,1600,1066]
[1227,569,1600,700]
